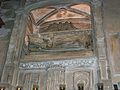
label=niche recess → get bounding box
[21,3,94,60]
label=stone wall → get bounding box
[104,0,120,84]
[0,0,20,81]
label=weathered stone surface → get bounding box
[4,9,15,18]
[4,20,14,29]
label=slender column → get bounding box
[44,70,47,90]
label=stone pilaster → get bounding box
[92,0,113,89]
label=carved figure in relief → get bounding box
[80,32,92,49]
[28,30,92,52]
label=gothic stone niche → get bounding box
[21,3,94,60]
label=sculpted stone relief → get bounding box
[73,71,90,90]
[18,68,93,90]
[40,21,77,33]
[40,20,91,32]
[28,29,93,52]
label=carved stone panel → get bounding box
[73,71,90,90]
[47,68,65,90]
[28,30,93,53]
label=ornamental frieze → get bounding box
[19,56,96,70]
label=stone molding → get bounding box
[19,57,96,70]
